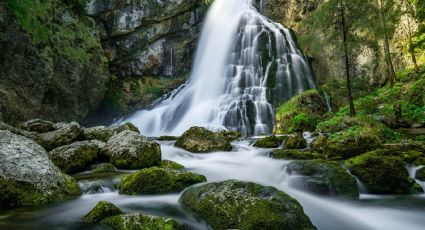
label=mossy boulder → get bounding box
[83,201,123,223]
[219,130,241,141]
[360,148,425,166]
[159,160,184,170]
[0,130,80,209]
[346,152,422,194]
[286,160,358,198]
[0,121,38,140]
[274,90,328,134]
[20,119,56,133]
[180,180,316,230]
[48,140,105,174]
[119,167,206,195]
[175,127,232,153]
[36,122,83,151]
[100,213,184,230]
[415,167,425,181]
[83,122,140,142]
[90,163,117,174]
[271,149,322,160]
[103,131,161,169]
[253,135,283,148]
[285,133,307,149]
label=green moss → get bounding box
[119,167,206,195]
[159,160,185,170]
[83,201,123,223]
[271,149,322,160]
[286,160,359,198]
[345,152,422,194]
[175,127,232,153]
[415,167,425,181]
[180,180,315,230]
[285,133,307,149]
[91,163,117,174]
[253,135,283,148]
[101,213,184,230]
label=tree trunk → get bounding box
[379,0,397,86]
[406,12,420,72]
[341,1,356,117]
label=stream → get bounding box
[1,139,425,230]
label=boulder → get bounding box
[0,121,38,140]
[119,167,206,195]
[103,131,161,169]
[48,141,105,174]
[219,130,241,141]
[83,201,123,223]
[36,122,83,151]
[180,180,316,230]
[346,152,422,194]
[415,167,425,181]
[271,149,322,160]
[0,131,80,209]
[101,213,184,230]
[175,127,232,153]
[253,135,283,148]
[20,119,56,133]
[83,122,140,142]
[90,163,117,174]
[286,160,358,198]
[159,160,185,170]
[285,133,307,149]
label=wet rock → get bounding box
[254,135,283,148]
[157,136,179,141]
[103,131,161,169]
[219,130,241,141]
[36,122,83,151]
[119,167,206,195]
[159,160,184,170]
[101,213,184,230]
[175,126,232,153]
[0,131,80,209]
[20,119,56,133]
[271,149,322,160]
[346,152,422,194]
[180,180,316,230]
[285,133,307,149]
[83,201,123,223]
[286,160,358,198]
[415,167,425,181]
[83,122,140,142]
[90,163,117,174]
[0,121,38,140]
[49,141,105,174]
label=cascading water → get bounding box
[125,0,315,136]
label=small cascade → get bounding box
[408,165,425,191]
[124,0,316,136]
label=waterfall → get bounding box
[124,0,316,137]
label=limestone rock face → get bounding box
[0,130,80,209]
[103,131,161,169]
[180,180,316,230]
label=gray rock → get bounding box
[0,121,38,140]
[36,122,83,151]
[83,122,140,142]
[103,131,161,169]
[100,213,183,230]
[0,130,80,209]
[49,140,105,174]
[20,119,56,133]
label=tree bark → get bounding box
[406,11,420,72]
[340,1,356,117]
[379,0,397,86]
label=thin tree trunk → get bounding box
[379,0,397,86]
[341,1,356,117]
[406,10,420,72]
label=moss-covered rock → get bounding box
[36,122,83,151]
[83,122,140,142]
[271,149,322,160]
[219,130,241,142]
[286,160,358,198]
[180,180,316,230]
[274,90,328,134]
[345,152,422,194]
[415,167,425,181]
[0,130,80,209]
[359,148,425,166]
[175,127,232,153]
[253,135,283,148]
[83,201,123,223]
[159,160,184,170]
[285,133,307,149]
[119,167,206,195]
[48,140,104,174]
[90,163,117,174]
[101,213,184,230]
[103,131,161,169]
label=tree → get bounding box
[402,0,420,72]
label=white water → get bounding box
[124,0,315,137]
